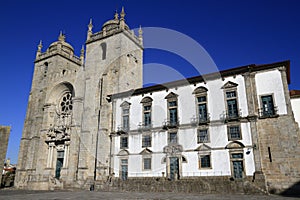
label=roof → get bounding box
[290,90,300,98]
[109,60,291,100]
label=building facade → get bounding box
[16,10,300,194]
[110,61,300,193]
[0,126,11,186]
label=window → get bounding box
[140,97,153,129]
[165,92,179,127]
[261,95,275,117]
[120,136,128,148]
[142,135,152,147]
[144,105,151,127]
[197,129,209,143]
[199,154,211,168]
[122,108,129,131]
[120,101,131,132]
[143,157,151,170]
[230,152,244,179]
[169,101,178,126]
[197,96,208,122]
[226,91,239,118]
[100,42,107,60]
[228,125,241,140]
[169,132,178,144]
[120,159,128,180]
[60,92,73,114]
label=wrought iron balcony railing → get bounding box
[138,123,152,132]
[162,120,179,129]
[116,126,129,134]
[258,106,279,118]
[224,110,242,122]
[190,114,210,126]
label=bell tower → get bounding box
[75,7,143,183]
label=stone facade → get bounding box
[15,9,143,190]
[0,126,11,186]
[15,9,300,194]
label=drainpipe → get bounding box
[109,97,114,175]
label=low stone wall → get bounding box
[94,176,267,195]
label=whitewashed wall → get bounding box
[255,70,287,115]
[291,97,300,127]
[111,71,286,178]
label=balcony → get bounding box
[190,114,210,126]
[258,106,279,119]
[116,126,129,135]
[138,123,152,132]
[224,110,242,122]
[162,120,179,130]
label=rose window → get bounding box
[60,92,73,113]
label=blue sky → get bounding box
[1,0,300,164]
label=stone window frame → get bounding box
[222,82,240,120]
[197,128,210,143]
[140,97,153,128]
[120,101,131,132]
[229,150,245,179]
[58,92,73,115]
[142,156,152,171]
[193,86,209,123]
[120,136,128,149]
[168,131,178,144]
[258,93,278,118]
[142,134,152,148]
[227,124,242,141]
[119,157,129,180]
[198,151,212,169]
[165,92,179,126]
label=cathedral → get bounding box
[15,9,300,194]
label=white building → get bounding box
[109,61,298,185]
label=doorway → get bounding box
[55,151,64,179]
[169,157,179,180]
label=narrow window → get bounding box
[197,96,208,122]
[168,101,178,126]
[143,105,151,127]
[268,147,272,162]
[140,97,153,129]
[120,159,128,180]
[142,135,152,148]
[122,108,129,131]
[120,136,128,149]
[165,92,179,127]
[197,129,209,143]
[143,158,152,170]
[228,125,241,140]
[226,91,239,118]
[100,42,107,60]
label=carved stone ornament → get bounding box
[163,144,183,155]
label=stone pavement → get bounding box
[0,189,299,200]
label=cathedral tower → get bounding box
[15,9,143,189]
